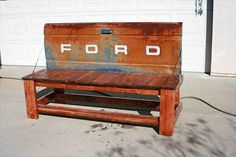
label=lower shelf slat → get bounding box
[37,104,159,127]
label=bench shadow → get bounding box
[44,88,159,115]
[96,118,232,157]
[39,88,159,131]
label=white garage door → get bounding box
[0,0,208,72]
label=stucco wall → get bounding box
[211,0,236,76]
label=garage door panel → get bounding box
[81,0,107,9]
[29,0,49,10]
[0,1,26,12]
[2,16,27,40]
[28,15,51,40]
[52,14,76,23]
[140,13,172,22]
[1,42,46,66]
[173,13,205,38]
[29,43,46,66]
[1,44,10,65]
[0,16,3,41]
[1,43,29,65]
[0,0,207,72]
[76,14,108,22]
[108,14,138,22]
[141,0,170,8]
[52,0,77,10]
[182,42,205,72]
[110,0,138,8]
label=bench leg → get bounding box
[159,89,175,136]
[54,88,65,103]
[23,80,39,119]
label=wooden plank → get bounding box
[54,89,65,103]
[37,104,159,127]
[37,92,55,105]
[23,80,39,119]
[44,22,182,36]
[23,69,181,90]
[159,89,175,136]
[45,35,181,74]
[35,81,160,95]
[43,23,182,75]
[55,93,159,111]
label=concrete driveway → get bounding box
[0,66,236,157]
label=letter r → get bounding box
[115,45,128,55]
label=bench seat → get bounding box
[23,69,182,90]
[22,69,182,136]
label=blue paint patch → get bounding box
[44,36,155,74]
[45,44,57,69]
[46,60,146,73]
[45,44,54,60]
[94,66,130,72]
[104,47,112,61]
[103,41,116,63]
[112,38,118,42]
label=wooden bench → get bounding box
[22,22,183,136]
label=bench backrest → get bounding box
[44,22,182,74]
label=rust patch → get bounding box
[44,22,182,74]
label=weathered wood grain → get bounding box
[23,69,181,90]
[54,93,159,111]
[23,80,39,119]
[44,22,182,36]
[22,22,183,136]
[37,92,55,105]
[35,81,160,96]
[44,23,182,74]
[54,88,65,103]
[159,89,175,136]
[37,104,159,127]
